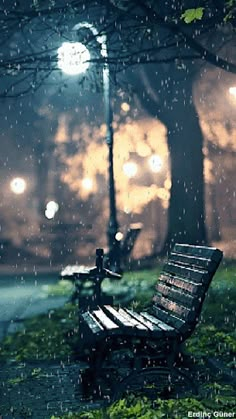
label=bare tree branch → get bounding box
[0,0,235,97]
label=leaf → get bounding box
[181,8,204,24]
[195,7,204,20]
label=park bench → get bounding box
[119,222,143,268]
[60,224,142,306]
[60,249,122,309]
[78,243,223,400]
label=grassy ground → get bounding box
[0,261,235,418]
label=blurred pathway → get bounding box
[0,274,68,341]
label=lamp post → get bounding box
[57,23,121,272]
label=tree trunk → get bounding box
[131,66,207,253]
[162,82,207,252]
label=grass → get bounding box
[0,261,236,418]
[103,267,161,309]
[50,389,236,418]
[0,304,78,363]
[185,262,236,367]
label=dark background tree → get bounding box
[0,0,235,253]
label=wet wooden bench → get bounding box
[79,244,223,399]
[120,223,143,267]
[60,249,122,309]
[103,223,143,271]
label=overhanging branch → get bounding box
[137,0,236,74]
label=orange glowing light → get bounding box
[115,232,124,241]
[82,178,93,191]
[136,143,151,157]
[229,86,236,97]
[121,102,130,112]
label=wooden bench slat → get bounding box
[156,283,196,308]
[139,312,176,335]
[103,305,148,335]
[124,309,164,335]
[152,305,189,333]
[169,252,218,272]
[158,273,201,295]
[173,244,223,263]
[92,308,120,331]
[153,295,196,322]
[163,262,210,284]
[103,305,135,328]
[81,312,105,335]
[118,308,148,330]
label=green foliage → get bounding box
[108,396,157,418]
[103,267,161,309]
[201,263,236,327]
[0,304,78,363]
[50,386,236,418]
[224,0,236,21]
[201,382,236,409]
[185,263,236,366]
[7,376,25,386]
[181,8,204,24]
[50,396,206,419]
[42,280,74,297]
[186,325,236,364]
[181,2,235,24]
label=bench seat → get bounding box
[81,305,178,340]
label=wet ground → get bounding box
[0,362,103,418]
[1,356,235,419]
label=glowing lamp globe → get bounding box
[115,232,124,242]
[57,42,90,75]
[10,177,26,194]
[45,200,59,220]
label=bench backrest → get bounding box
[121,223,143,258]
[152,243,223,340]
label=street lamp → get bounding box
[45,200,59,220]
[57,23,121,272]
[10,177,27,195]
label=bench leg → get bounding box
[79,337,182,399]
[80,340,110,398]
[167,341,181,367]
